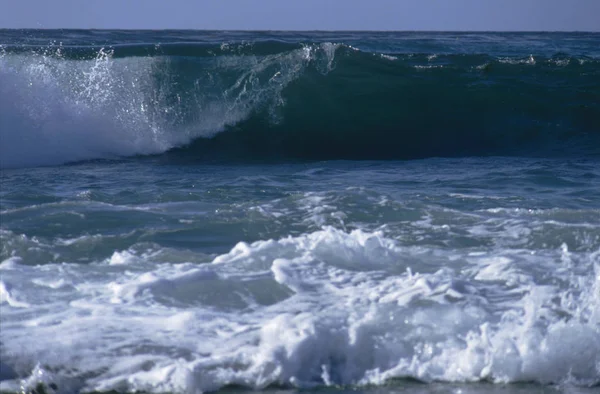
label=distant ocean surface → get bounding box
[1,30,599,394]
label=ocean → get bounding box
[0,30,599,394]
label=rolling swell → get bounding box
[1,36,599,168]
[181,48,600,161]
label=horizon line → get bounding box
[1,28,599,33]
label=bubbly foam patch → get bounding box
[1,227,598,393]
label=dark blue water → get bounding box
[1,31,599,394]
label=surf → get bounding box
[1,36,599,168]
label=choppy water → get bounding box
[1,31,599,394]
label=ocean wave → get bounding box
[1,42,599,168]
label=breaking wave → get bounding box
[1,41,599,168]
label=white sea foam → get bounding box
[498,55,536,65]
[0,279,30,308]
[0,52,168,168]
[1,227,598,393]
[379,54,397,61]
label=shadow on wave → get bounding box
[163,47,600,162]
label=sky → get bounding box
[1,0,599,31]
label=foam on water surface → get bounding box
[1,226,598,393]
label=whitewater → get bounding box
[1,31,599,394]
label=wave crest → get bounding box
[1,42,599,168]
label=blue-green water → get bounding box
[0,31,599,394]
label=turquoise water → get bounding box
[0,31,599,394]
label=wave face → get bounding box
[1,31,599,167]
